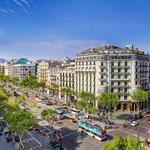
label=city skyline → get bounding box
[0,0,150,59]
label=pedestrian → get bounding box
[59,144,64,150]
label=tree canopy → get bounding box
[79,92,95,102]
[131,89,148,103]
[104,136,145,150]
[98,92,119,108]
[49,83,59,91]
[4,110,36,135]
[41,108,57,126]
[21,75,41,89]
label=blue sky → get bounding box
[0,0,150,59]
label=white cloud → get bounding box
[12,0,34,13]
[0,8,9,13]
[12,0,23,7]
[0,39,105,59]
[0,0,37,14]
[19,0,30,8]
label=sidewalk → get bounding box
[0,135,16,150]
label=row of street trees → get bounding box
[0,74,149,113]
[0,85,37,148]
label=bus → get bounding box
[78,121,107,141]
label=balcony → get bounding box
[110,78,130,81]
[100,78,107,81]
[118,91,130,95]
[100,72,107,75]
[111,84,130,88]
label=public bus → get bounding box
[78,121,107,141]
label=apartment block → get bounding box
[14,58,36,80]
[75,45,150,111]
[59,62,75,89]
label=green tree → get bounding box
[98,92,119,120]
[76,100,86,110]
[49,83,59,96]
[0,86,10,113]
[41,108,57,127]
[39,81,47,92]
[4,110,36,147]
[61,87,74,105]
[21,75,40,89]
[131,89,148,112]
[49,83,59,91]
[79,92,95,104]
[0,74,10,83]
[86,104,97,114]
[5,99,20,112]
[103,136,145,150]
[11,77,20,86]
[75,92,97,114]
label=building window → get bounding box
[111,62,114,66]
[111,88,114,92]
[101,62,103,66]
[118,62,121,66]
[111,75,114,79]
[124,96,127,100]
[101,81,104,85]
[118,75,121,79]
[124,88,127,92]
[111,81,114,85]
[125,62,128,66]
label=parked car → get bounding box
[134,114,143,120]
[131,121,139,127]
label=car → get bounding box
[78,114,88,119]
[131,121,139,127]
[46,101,53,106]
[134,114,143,120]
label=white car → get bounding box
[131,121,139,127]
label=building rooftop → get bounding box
[15,58,29,65]
[77,45,147,56]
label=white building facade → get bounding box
[75,45,150,111]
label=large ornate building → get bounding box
[75,45,150,111]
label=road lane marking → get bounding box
[26,131,42,146]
